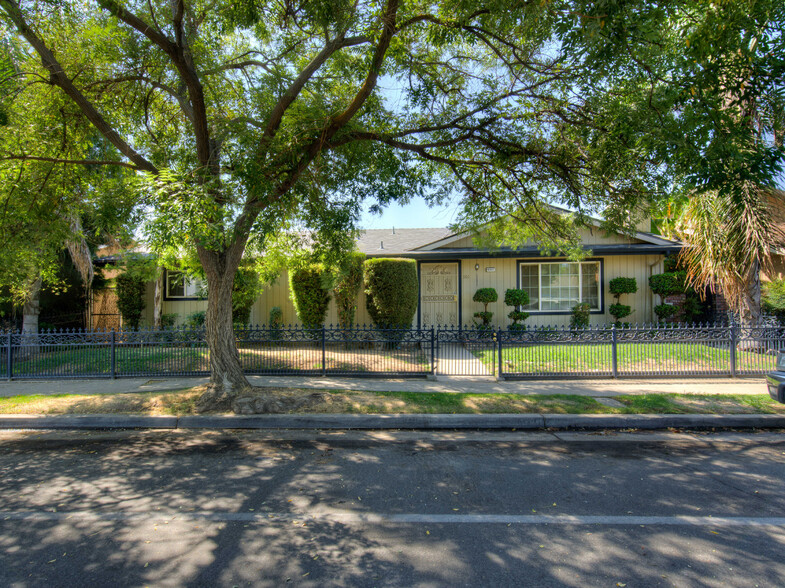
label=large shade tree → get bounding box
[3,0,778,405]
[0,55,135,331]
[560,1,785,322]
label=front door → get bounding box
[420,263,459,327]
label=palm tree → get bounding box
[676,185,785,324]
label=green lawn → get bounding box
[474,342,775,375]
[7,343,429,376]
[0,389,782,416]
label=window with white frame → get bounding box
[165,271,204,299]
[519,261,601,312]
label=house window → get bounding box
[519,261,601,312]
[165,271,204,299]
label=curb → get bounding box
[1,413,785,431]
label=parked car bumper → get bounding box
[767,372,785,404]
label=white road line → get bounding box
[2,511,785,526]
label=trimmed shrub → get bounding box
[608,303,632,322]
[609,277,637,296]
[608,277,637,326]
[504,288,530,331]
[363,258,419,328]
[269,306,283,328]
[333,251,365,327]
[116,273,146,330]
[269,306,284,339]
[473,287,498,329]
[570,302,591,329]
[654,303,678,321]
[289,264,331,329]
[160,313,177,329]
[649,272,686,298]
[185,310,206,328]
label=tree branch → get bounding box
[87,74,194,122]
[1,154,140,170]
[0,0,158,174]
[258,35,372,152]
[99,0,212,169]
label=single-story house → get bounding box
[93,217,682,329]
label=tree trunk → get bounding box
[153,268,163,329]
[195,246,251,411]
[21,276,42,356]
[741,260,762,326]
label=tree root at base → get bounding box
[195,386,329,414]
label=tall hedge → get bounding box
[289,264,331,328]
[364,258,418,328]
[333,251,366,327]
[116,273,146,330]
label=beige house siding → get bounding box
[157,254,665,329]
[250,272,374,327]
[457,255,663,328]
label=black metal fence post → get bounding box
[6,332,11,381]
[729,321,737,377]
[611,325,618,378]
[497,330,503,379]
[430,327,435,376]
[110,330,116,379]
[435,327,440,376]
[321,326,327,377]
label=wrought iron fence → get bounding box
[497,322,785,379]
[2,322,783,380]
[2,325,433,379]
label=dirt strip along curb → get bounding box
[1,413,785,431]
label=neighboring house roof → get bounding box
[356,228,453,255]
[358,221,681,259]
[94,217,682,266]
[93,242,152,265]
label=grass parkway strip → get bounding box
[0,388,783,416]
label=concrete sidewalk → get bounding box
[0,374,768,398]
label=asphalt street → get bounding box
[0,429,784,587]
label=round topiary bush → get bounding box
[608,277,637,326]
[289,264,331,329]
[609,277,637,296]
[649,272,686,297]
[473,287,498,329]
[504,288,530,331]
[608,302,632,321]
[363,258,419,328]
[654,303,678,321]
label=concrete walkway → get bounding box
[0,374,768,398]
[436,343,491,376]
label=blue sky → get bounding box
[359,196,461,229]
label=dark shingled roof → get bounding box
[357,228,453,255]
